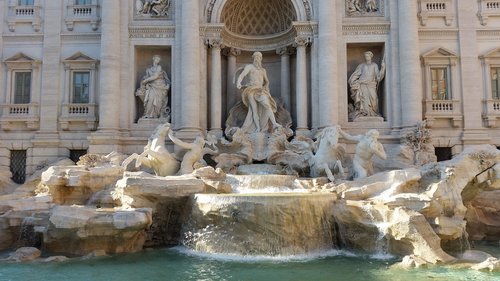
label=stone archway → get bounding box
[205,0,312,24]
[221,0,297,36]
[204,0,315,135]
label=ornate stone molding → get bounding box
[128,26,175,38]
[202,22,316,52]
[342,23,390,36]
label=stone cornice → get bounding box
[342,23,390,36]
[418,29,459,40]
[61,33,101,42]
[477,29,500,39]
[128,25,176,38]
[2,34,44,43]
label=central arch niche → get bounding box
[221,0,296,37]
[208,0,313,131]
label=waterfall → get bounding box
[181,193,338,256]
[15,217,42,249]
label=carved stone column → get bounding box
[179,0,201,134]
[97,0,121,132]
[223,48,241,117]
[398,0,422,127]
[208,38,224,137]
[318,0,338,127]
[295,36,310,134]
[277,46,293,112]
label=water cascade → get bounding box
[182,175,337,256]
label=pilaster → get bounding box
[318,0,338,127]
[277,46,293,112]
[295,36,310,134]
[208,38,224,137]
[89,0,122,153]
[223,48,241,113]
[32,0,63,166]
[179,0,201,137]
[398,0,423,128]
[457,0,490,145]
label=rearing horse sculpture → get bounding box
[122,122,180,176]
[309,126,345,182]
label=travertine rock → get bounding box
[330,145,500,264]
[44,206,152,256]
[39,165,123,205]
[471,257,500,272]
[114,172,206,208]
[465,190,500,241]
[4,247,41,262]
[114,172,206,247]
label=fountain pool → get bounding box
[1,246,499,281]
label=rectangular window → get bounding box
[72,71,90,104]
[431,67,449,100]
[18,0,34,5]
[491,67,500,99]
[10,150,27,184]
[75,0,91,5]
[14,72,31,104]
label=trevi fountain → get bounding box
[0,50,498,280]
[0,1,500,280]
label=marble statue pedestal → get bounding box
[247,132,269,161]
[353,116,385,123]
[137,117,170,127]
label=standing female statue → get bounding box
[136,55,171,119]
[349,51,385,118]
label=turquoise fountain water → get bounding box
[1,246,499,281]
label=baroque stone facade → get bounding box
[1,0,500,180]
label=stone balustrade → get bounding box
[60,103,98,130]
[482,99,500,127]
[65,1,100,31]
[418,0,453,26]
[478,0,500,25]
[424,99,462,127]
[7,2,42,32]
[0,103,40,130]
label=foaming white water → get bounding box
[171,246,357,263]
[369,252,396,260]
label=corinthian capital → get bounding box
[222,47,241,57]
[294,36,312,47]
[207,38,224,49]
[276,46,295,56]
